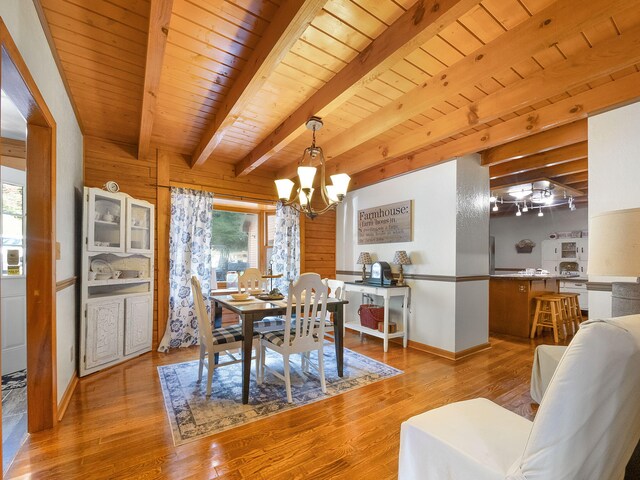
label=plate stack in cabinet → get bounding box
[80,187,155,376]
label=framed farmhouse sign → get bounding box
[358,200,412,245]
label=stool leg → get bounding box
[531,299,542,339]
[550,301,559,343]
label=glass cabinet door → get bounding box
[560,241,577,259]
[87,190,125,252]
[126,198,154,253]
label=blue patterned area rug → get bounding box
[158,346,402,445]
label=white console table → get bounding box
[344,282,410,352]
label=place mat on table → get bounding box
[223,297,266,306]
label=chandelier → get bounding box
[274,117,350,219]
[490,183,576,217]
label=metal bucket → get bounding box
[612,282,640,317]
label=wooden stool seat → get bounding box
[530,295,571,343]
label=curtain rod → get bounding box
[167,181,277,205]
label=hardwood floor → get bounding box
[6,331,567,479]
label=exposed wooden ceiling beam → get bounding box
[481,120,587,166]
[490,159,589,189]
[234,0,482,177]
[0,138,26,158]
[323,24,640,180]
[190,0,328,168]
[138,0,173,160]
[571,181,589,191]
[489,142,587,179]
[552,171,588,185]
[347,65,640,191]
[275,0,630,180]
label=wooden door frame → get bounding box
[0,18,58,432]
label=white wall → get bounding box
[588,101,640,319]
[490,207,588,270]
[0,2,83,403]
[336,155,489,353]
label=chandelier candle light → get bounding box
[275,117,351,219]
[357,252,373,282]
[392,250,412,286]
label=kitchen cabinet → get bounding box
[490,276,558,338]
[80,187,155,376]
[559,280,588,310]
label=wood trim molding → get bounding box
[57,372,78,421]
[1,17,58,433]
[56,276,77,292]
[336,270,489,282]
[405,339,491,361]
[587,282,613,292]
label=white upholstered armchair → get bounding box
[399,315,640,480]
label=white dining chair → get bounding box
[258,272,329,403]
[322,278,346,339]
[191,276,261,397]
[238,268,266,293]
[239,268,288,333]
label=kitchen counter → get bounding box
[491,274,587,281]
[490,276,559,338]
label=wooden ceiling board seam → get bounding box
[166,27,247,71]
[60,0,149,30]
[52,38,146,76]
[172,1,263,48]
[42,9,148,54]
[169,14,255,60]
[42,0,149,39]
[322,0,387,39]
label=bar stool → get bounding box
[530,295,568,343]
[557,293,583,334]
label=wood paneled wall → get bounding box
[83,137,337,346]
[302,195,336,280]
[83,137,160,342]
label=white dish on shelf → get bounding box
[94,273,112,280]
[90,259,113,275]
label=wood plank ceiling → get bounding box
[37,0,640,205]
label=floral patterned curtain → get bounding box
[158,188,214,351]
[271,203,300,294]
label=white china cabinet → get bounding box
[80,187,154,376]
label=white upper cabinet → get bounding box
[541,240,559,261]
[87,189,126,252]
[126,198,154,254]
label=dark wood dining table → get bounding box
[211,295,348,404]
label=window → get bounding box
[2,182,25,275]
[211,205,276,288]
[211,210,259,284]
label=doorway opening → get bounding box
[0,17,58,472]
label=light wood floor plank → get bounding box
[6,331,567,479]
